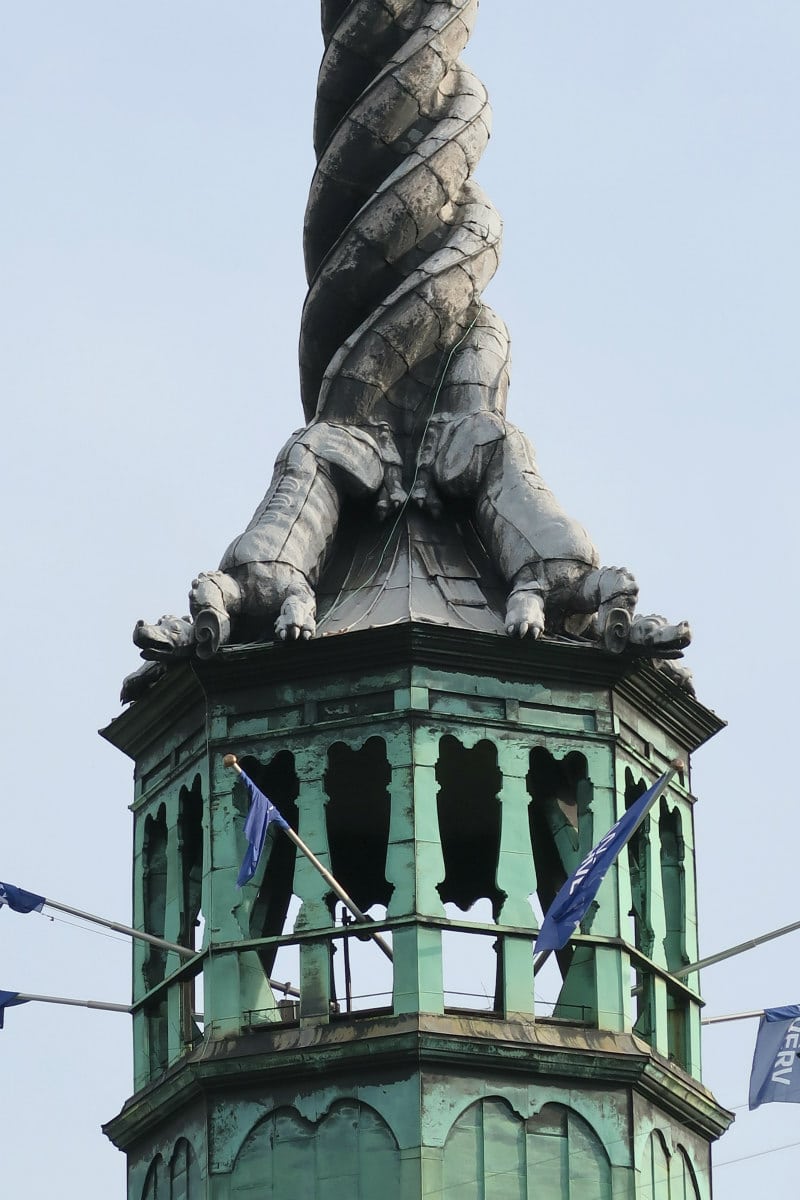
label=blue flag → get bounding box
[0,991,29,1030]
[535,771,672,954]
[749,1006,800,1109]
[236,770,290,888]
[0,882,45,914]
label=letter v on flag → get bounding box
[535,768,677,954]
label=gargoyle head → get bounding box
[629,614,692,657]
[133,614,195,661]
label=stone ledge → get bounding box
[103,623,725,761]
[104,1011,733,1151]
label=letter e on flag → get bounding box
[749,1006,800,1109]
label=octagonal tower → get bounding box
[104,4,732,1195]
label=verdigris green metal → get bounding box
[103,626,731,1198]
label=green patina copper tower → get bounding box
[103,3,732,1196]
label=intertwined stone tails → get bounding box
[131,0,690,685]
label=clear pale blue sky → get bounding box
[1,3,799,1196]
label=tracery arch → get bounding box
[231,1100,400,1198]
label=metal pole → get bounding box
[702,1009,764,1026]
[187,986,303,1009]
[225,755,394,963]
[45,896,300,993]
[269,979,301,999]
[342,907,353,1013]
[533,948,552,976]
[674,917,800,980]
[44,895,300,998]
[43,897,197,960]
[16,992,131,1013]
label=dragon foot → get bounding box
[275,585,316,642]
[504,584,545,639]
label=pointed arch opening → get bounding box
[238,751,301,1017]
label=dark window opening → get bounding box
[625,767,654,957]
[176,777,205,1047]
[436,736,504,918]
[177,776,203,951]
[325,737,392,914]
[625,767,654,1039]
[661,800,689,1068]
[239,752,300,980]
[660,801,686,969]
[144,999,168,1079]
[142,804,168,991]
[527,747,591,977]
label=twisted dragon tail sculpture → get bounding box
[301,0,507,450]
[130,0,693,678]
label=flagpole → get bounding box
[16,992,131,1013]
[702,1009,764,1026]
[674,917,800,980]
[532,760,683,972]
[39,894,301,997]
[45,896,302,1001]
[269,979,301,999]
[533,949,552,977]
[224,755,394,963]
[42,897,198,961]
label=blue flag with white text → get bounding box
[749,1006,800,1109]
[0,882,45,914]
[236,770,290,888]
[0,991,29,1029]
[535,772,671,954]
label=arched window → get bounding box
[231,1100,400,1198]
[141,1154,165,1200]
[673,1147,701,1200]
[643,1130,671,1199]
[526,1103,612,1199]
[443,1098,611,1199]
[443,1098,525,1199]
[170,1138,201,1200]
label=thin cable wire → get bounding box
[715,1138,800,1169]
[35,909,131,947]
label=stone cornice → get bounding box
[102,624,725,761]
[103,1012,733,1152]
